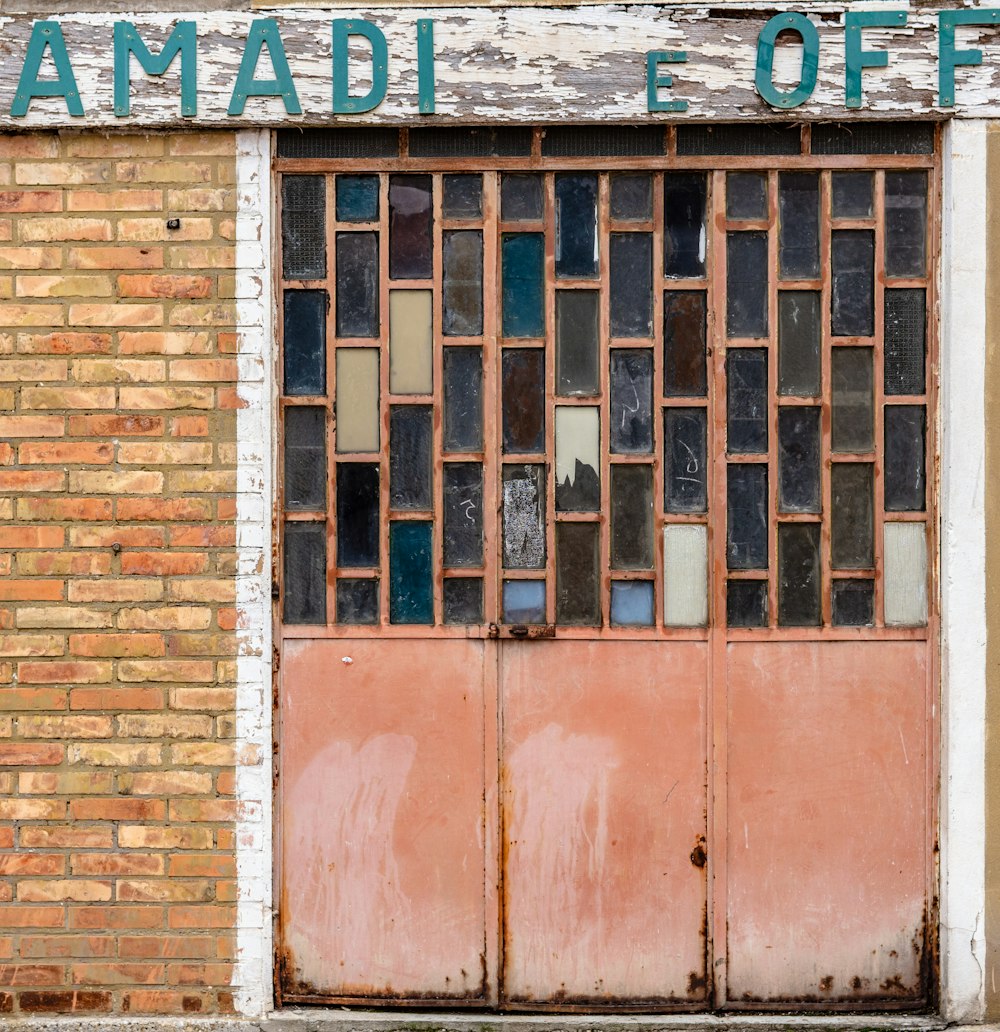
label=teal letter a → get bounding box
[229,19,301,116]
[11,21,84,117]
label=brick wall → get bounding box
[0,131,240,1017]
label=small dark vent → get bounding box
[541,126,665,157]
[677,123,802,156]
[810,122,935,155]
[408,127,533,158]
[277,128,399,159]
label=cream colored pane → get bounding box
[664,524,708,627]
[336,348,379,453]
[883,522,928,627]
[390,290,433,394]
[555,406,600,487]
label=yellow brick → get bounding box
[64,134,165,158]
[168,246,234,269]
[20,217,113,242]
[0,304,62,326]
[18,607,113,629]
[166,189,235,212]
[118,217,214,243]
[16,274,113,298]
[21,387,115,410]
[0,247,61,270]
[168,135,236,157]
[67,304,163,328]
[118,331,211,355]
[117,161,213,184]
[66,189,163,212]
[68,470,164,494]
[71,359,165,384]
[16,162,113,186]
[169,303,235,327]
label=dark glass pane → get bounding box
[778,291,821,397]
[443,231,484,336]
[664,291,707,397]
[556,522,600,625]
[777,522,821,627]
[610,350,653,454]
[831,463,874,568]
[885,171,927,278]
[811,122,934,156]
[727,232,768,337]
[664,408,707,514]
[884,406,926,512]
[281,175,325,280]
[727,172,767,219]
[727,463,768,570]
[610,234,653,338]
[502,464,545,569]
[678,123,801,156]
[443,174,482,219]
[444,578,483,624]
[443,347,483,452]
[885,289,926,396]
[283,521,326,624]
[611,580,654,627]
[555,174,599,279]
[336,174,379,222]
[832,578,874,627]
[335,233,378,338]
[832,347,874,452]
[556,291,599,395]
[389,175,432,280]
[335,463,378,568]
[611,174,652,220]
[778,407,821,514]
[502,349,545,453]
[831,230,874,336]
[389,405,432,509]
[664,172,706,277]
[727,349,768,454]
[727,580,768,627]
[443,463,484,567]
[336,579,378,624]
[542,126,664,157]
[501,234,544,337]
[283,289,326,396]
[611,465,654,570]
[284,406,325,511]
[831,172,873,218]
[501,174,543,221]
[278,128,398,159]
[409,127,531,158]
[389,521,433,624]
[503,580,546,623]
[778,172,820,280]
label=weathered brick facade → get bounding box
[0,130,240,1017]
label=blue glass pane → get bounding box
[283,290,326,396]
[611,581,654,627]
[389,521,433,624]
[336,175,379,222]
[503,579,546,624]
[502,234,544,337]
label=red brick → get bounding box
[167,906,233,930]
[68,414,163,437]
[0,743,63,765]
[120,553,208,577]
[70,963,164,986]
[116,498,211,522]
[17,990,112,1013]
[17,332,111,355]
[70,687,163,711]
[0,191,61,213]
[19,442,113,464]
[118,275,212,299]
[0,581,62,602]
[0,907,64,928]
[18,498,112,522]
[0,965,62,985]
[70,907,163,931]
[0,527,63,548]
[71,799,166,821]
[18,662,112,685]
[0,415,63,437]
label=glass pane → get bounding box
[501,233,544,338]
[664,172,706,277]
[777,407,821,513]
[501,174,543,221]
[611,174,652,221]
[664,407,707,514]
[443,347,483,452]
[389,290,433,394]
[442,174,482,219]
[610,350,653,454]
[389,521,433,624]
[831,347,873,452]
[727,232,768,337]
[389,405,432,509]
[556,291,599,396]
[727,172,767,220]
[831,172,873,218]
[885,171,927,278]
[335,348,379,453]
[610,234,653,338]
[556,522,600,625]
[727,349,768,454]
[664,291,707,397]
[284,406,325,511]
[503,579,546,623]
[778,291,821,397]
[283,289,326,396]
[443,231,484,337]
[443,463,484,567]
[727,463,768,570]
[831,230,874,336]
[336,578,378,624]
[727,580,768,627]
[444,578,483,624]
[884,522,927,626]
[335,233,378,338]
[831,463,874,569]
[335,463,378,567]
[832,578,874,627]
[611,580,654,627]
[777,522,820,627]
[336,174,379,222]
[611,465,654,570]
[555,174,599,279]
[389,174,433,280]
[555,406,600,512]
[502,349,545,453]
[664,525,708,627]
[778,172,820,279]
[502,464,545,569]
[884,405,926,512]
[885,288,926,395]
[283,521,326,624]
[282,174,325,280]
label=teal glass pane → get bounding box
[503,579,546,623]
[336,174,379,222]
[502,233,544,337]
[610,580,654,627]
[389,521,433,624]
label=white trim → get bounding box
[939,118,988,1023]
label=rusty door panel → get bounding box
[279,638,492,1003]
[500,640,709,1008]
[724,641,930,1008]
